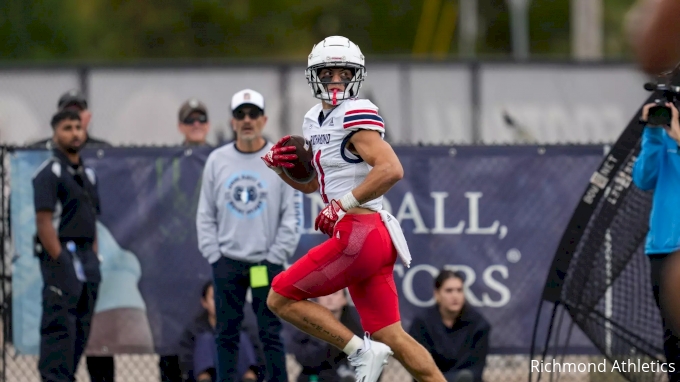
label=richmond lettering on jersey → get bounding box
[310,134,331,145]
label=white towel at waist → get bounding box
[378,210,412,268]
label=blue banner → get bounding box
[11,145,605,355]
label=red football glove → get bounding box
[315,199,346,237]
[261,135,298,174]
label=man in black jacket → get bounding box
[408,270,491,382]
[33,110,102,382]
[25,90,113,381]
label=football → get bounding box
[281,135,316,183]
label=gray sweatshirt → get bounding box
[196,142,303,265]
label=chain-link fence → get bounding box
[0,346,647,382]
[0,143,661,382]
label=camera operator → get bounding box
[633,100,680,381]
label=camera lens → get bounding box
[648,105,672,126]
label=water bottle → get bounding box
[67,241,86,282]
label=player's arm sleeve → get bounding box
[343,100,386,136]
[32,166,58,212]
[267,185,303,263]
[196,155,222,263]
[633,127,665,190]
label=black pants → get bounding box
[649,254,680,382]
[159,355,182,382]
[212,257,287,382]
[87,356,115,382]
[38,281,99,382]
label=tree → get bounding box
[0,0,636,62]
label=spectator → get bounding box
[196,88,302,382]
[33,109,102,382]
[408,270,491,382]
[289,289,365,382]
[159,98,214,382]
[178,98,211,146]
[29,89,112,149]
[632,101,680,382]
[23,89,114,382]
[179,281,259,382]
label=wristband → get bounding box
[339,192,360,210]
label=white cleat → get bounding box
[348,334,393,382]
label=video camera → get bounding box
[643,66,680,126]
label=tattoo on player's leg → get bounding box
[303,317,345,346]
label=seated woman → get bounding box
[178,281,260,382]
[408,270,491,382]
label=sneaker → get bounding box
[348,333,393,382]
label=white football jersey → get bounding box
[302,98,386,211]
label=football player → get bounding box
[261,36,446,382]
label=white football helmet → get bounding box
[305,36,366,106]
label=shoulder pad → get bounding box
[344,98,378,112]
[341,99,385,132]
[304,103,324,121]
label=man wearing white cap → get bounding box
[229,89,266,147]
[196,89,302,382]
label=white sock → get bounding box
[343,335,364,355]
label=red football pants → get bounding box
[271,213,400,334]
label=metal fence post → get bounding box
[278,65,290,137]
[399,63,412,143]
[1,145,8,382]
[78,66,90,100]
[470,61,482,143]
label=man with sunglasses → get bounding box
[157,99,214,382]
[154,98,215,382]
[197,89,302,382]
[178,99,211,146]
